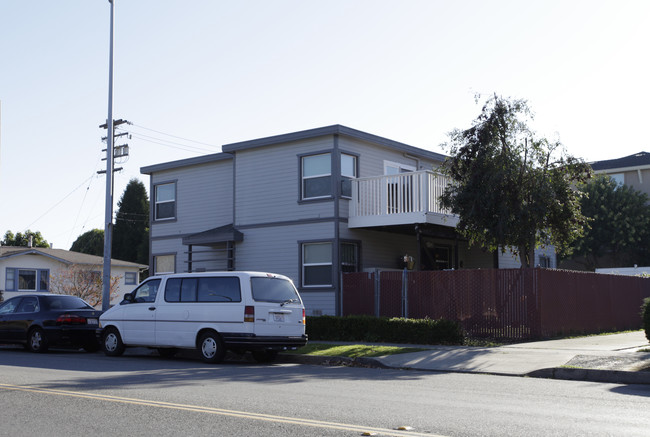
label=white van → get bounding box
[98,271,307,363]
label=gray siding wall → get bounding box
[341,227,419,271]
[150,237,183,273]
[234,136,336,227]
[338,136,444,179]
[235,222,337,315]
[150,159,233,239]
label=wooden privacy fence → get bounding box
[341,268,650,340]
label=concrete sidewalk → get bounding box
[286,331,650,385]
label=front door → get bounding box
[384,161,416,214]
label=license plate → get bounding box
[272,313,285,323]
[87,318,98,325]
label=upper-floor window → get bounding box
[155,182,176,220]
[302,153,332,200]
[301,152,358,200]
[609,173,624,187]
[341,154,358,198]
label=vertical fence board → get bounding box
[342,268,650,340]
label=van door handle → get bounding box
[148,306,156,311]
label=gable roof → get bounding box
[221,124,447,162]
[0,247,147,269]
[590,152,650,172]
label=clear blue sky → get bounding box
[1,1,649,250]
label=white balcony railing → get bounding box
[348,170,458,228]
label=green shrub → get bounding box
[642,298,650,343]
[306,315,463,345]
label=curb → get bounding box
[278,353,650,385]
[528,367,650,385]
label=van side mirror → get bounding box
[121,293,134,304]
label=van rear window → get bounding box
[165,277,241,302]
[251,277,300,303]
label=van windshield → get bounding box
[250,277,300,303]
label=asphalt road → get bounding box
[1,346,650,437]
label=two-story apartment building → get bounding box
[141,125,555,315]
[590,151,650,197]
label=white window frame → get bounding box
[154,182,176,221]
[384,160,416,175]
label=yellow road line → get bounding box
[0,383,446,437]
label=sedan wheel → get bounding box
[28,328,49,353]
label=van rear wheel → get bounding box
[198,332,225,364]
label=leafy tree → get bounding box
[439,95,592,267]
[1,230,50,248]
[565,175,650,270]
[112,179,149,265]
[70,229,104,256]
[49,265,120,308]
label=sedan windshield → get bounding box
[41,295,93,311]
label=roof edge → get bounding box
[222,124,447,162]
[141,152,232,175]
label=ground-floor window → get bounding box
[4,268,49,292]
[340,242,359,273]
[302,242,332,287]
[154,254,176,274]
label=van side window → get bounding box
[181,278,198,302]
[133,279,161,303]
[198,277,241,302]
[165,278,182,302]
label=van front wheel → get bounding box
[198,332,225,364]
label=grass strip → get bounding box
[283,343,427,358]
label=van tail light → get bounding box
[244,306,255,322]
[302,308,306,325]
[56,314,87,324]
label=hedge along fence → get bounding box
[306,315,464,345]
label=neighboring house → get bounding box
[0,247,147,306]
[590,151,650,196]
[141,124,556,316]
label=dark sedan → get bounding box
[0,294,102,353]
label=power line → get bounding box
[129,123,220,148]
[126,131,218,154]
[24,173,97,232]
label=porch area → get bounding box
[348,170,458,228]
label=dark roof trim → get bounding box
[590,152,650,171]
[222,124,447,162]
[141,152,232,175]
[182,224,244,246]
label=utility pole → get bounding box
[101,0,117,312]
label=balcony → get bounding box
[348,170,459,228]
